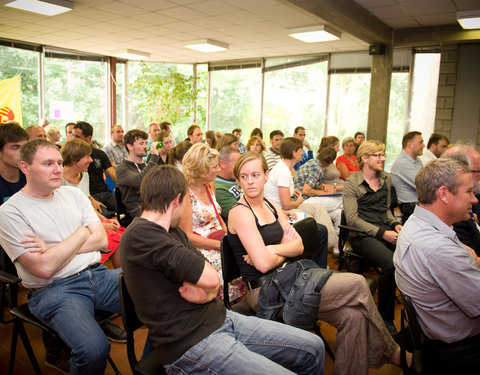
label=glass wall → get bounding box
[0,45,39,126]
[263,60,328,151]
[209,68,262,136]
[115,62,125,128]
[44,56,107,144]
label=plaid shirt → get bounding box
[294,158,323,192]
[103,140,128,166]
[238,142,247,154]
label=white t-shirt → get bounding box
[0,186,101,289]
[264,160,294,208]
[61,172,90,197]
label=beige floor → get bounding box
[0,254,404,375]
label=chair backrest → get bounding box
[114,187,132,227]
[400,292,425,375]
[220,237,242,310]
[119,272,143,370]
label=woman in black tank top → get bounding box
[227,152,304,284]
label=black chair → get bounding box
[114,187,133,227]
[220,232,336,361]
[118,273,165,375]
[337,211,370,274]
[399,293,425,375]
[0,249,121,375]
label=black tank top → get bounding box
[227,198,284,282]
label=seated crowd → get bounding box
[1,118,479,375]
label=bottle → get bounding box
[146,141,163,152]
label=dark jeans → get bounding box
[311,224,328,269]
[351,236,396,322]
[92,191,116,218]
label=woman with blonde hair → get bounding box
[45,124,62,149]
[247,135,266,154]
[179,143,245,301]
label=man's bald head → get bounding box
[442,144,480,194]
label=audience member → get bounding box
[354,131,365,155]
[73,121,117,216]
[264,130,284,170]
[394,158,480,374]
[120,165,324,375]
[178,143,245,301]
[25,125,46,139]
[419,132,449,166]
[103,125,128,167]
[167,140,192,171]
[319,147,344,189]
[61,139,122,268]
[232,128,247,153]
[0,139,122,374]
[247,135,265,154]
[293,126,313,170]
[390,131,425,223]
[147,131,173,165]
[117,129,160,218]
[336,136,359,180]
[159,121,175,146]
[147,122,160,149]
[0,122,28,205]
[45,124,62,149]
[227,151,402,375]
[250,127,263,139]
[65,122,75,142]
[264,137,337,248]
[214,146,241,222]
[216,133,239,151]
[343,140,402,335]
[205,130,217,148]
[187,124,203,144]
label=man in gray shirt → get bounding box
[394,158,480,374]
[390,131,425,223]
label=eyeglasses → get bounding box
[368,153,385,158]
[471,170,480,173]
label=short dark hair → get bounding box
[124,129,148,151]
[269,130,284,140]
[168,141,192,165]
[232,128,242,134]
[19,139,58,165]
[319,136,339,150]
[216,133,237,151]
[65,122,75,132]
[0,122,29,150]
[280,137,302,159]
[140,165,187,213]
[402,131,422,149]
[251,128,263,139]
[154,131,171,143]
[159,121,171,131]
[294,126,305,135]
[354,132,365,139]
[317,147,336,167]
[74,121,93,138]
[187,124,200,136]
[427,133,449,149]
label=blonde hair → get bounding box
[357,140,385,169]
[234,151,268,180]
[182,143,219,185]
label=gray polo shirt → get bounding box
[390,150,422,203]
[394,205,480,343]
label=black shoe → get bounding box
[384,320,398,337]
[45,351,70,374]
[101,320,127,343]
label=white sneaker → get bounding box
[332,248,340,258]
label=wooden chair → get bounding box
[118,273,165,375]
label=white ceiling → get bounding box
[0,0,478,63]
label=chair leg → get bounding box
[8,319,19,375]
[108,354,122,375]
[10,318,43,375]
[314,324,335,361]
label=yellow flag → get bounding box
[0,77,23,126]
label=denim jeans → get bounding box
[27,265,122,375]
[165,309,324,375]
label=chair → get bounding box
[0,249,121,375]
[337,211,369,273]
[399,293,425,375]
[220,234,336,361]
[118,272,165,375]
[114,187,133,227]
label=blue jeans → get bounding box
[165,309,324,374]
[27,265,122,375]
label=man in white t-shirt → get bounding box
[0,139,121,374]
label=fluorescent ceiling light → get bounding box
[5,0,73,16]
[457,10,480,29]
[112,49,150,60]
[184,39,228,52]
[288,25,341,43]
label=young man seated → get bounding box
[119,165,324,374]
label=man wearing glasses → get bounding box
[343,140,402,336]
[390,131,425,223]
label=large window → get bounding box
[0,44,39,126]
[209,67,262,136]
[263,59,328,151]
[115,62,125,128]
[44,56,107,143]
